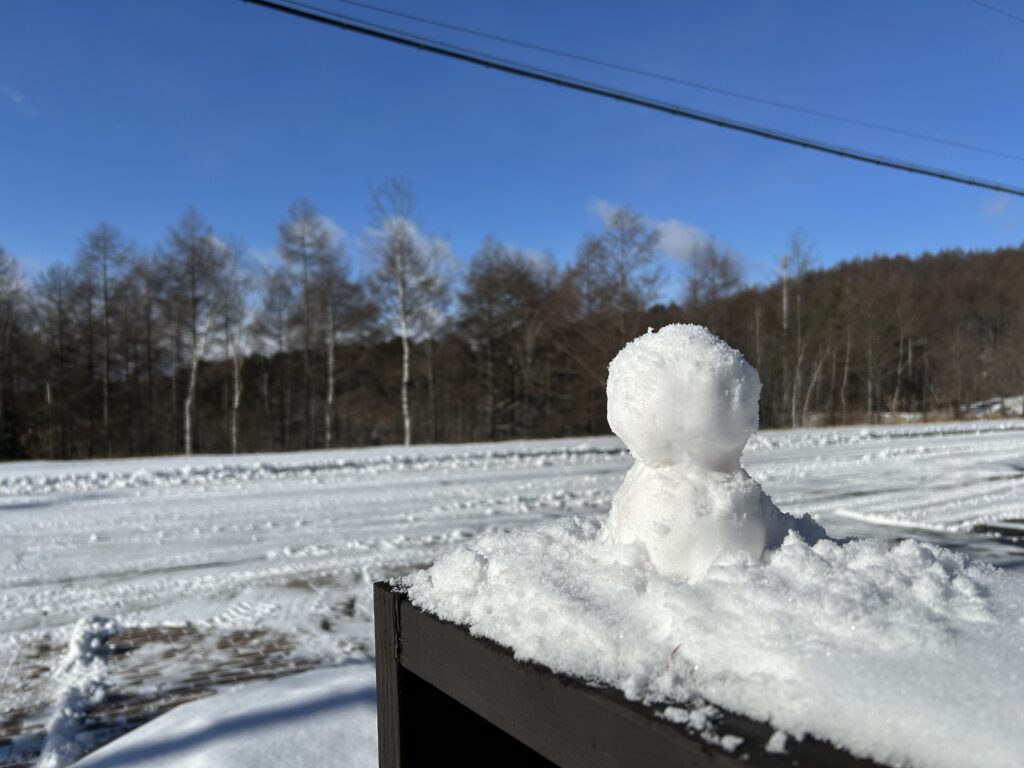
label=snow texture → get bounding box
[73,664,377,768]
[2,415,1024,763]
[405,325,1024,768]
[405,517,1024,768]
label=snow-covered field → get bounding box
[2,420,1024,766]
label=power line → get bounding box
[965,0,1024,25]
[324,0,1024,164]
[245,0,1024,198]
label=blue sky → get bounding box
[2,0,1022,293]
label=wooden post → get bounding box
[373,580,403,768]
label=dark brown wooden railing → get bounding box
[373,581,882,767]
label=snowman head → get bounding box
[606,324,761,471]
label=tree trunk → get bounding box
[46,381,54,459]
[231,347,242,454]
[302,246,312,450]
[866,342,875,423]
[840,328,850,425]
[753,303,762,369]
[426,339,438,443]
[890,328,905,416]
[184,315,212,456]
[397,258,412,446]
[399,322,412,446]
[324,309,334,449]
[791,340,805,428]
[801,345,829,427]
[102,256,111,458]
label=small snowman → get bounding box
[605,324,824,580]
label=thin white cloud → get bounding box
[0,84,32,117]
[654,219,710,264]
[590,197,618,225]
[589,197,711,263]
[981,194,1010,219]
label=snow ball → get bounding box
[607,324,760,470]
[606,463,770,579]
[766,730,789,754]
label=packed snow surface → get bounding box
[2,419,1024,764]
[73,664,376,768]
[606,325,824,579]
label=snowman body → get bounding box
[605,324,821,580]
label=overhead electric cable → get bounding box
[964,0,1024,25]
[324,0,1024,164]
[245,0,1024,198]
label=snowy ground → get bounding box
[1,420,1023,766]
[73,664,377,768]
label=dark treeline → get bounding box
[1,191,1022,461]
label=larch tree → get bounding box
[366,179,451,446]
[563,204,661,425]
[278,199,335,449]
[164,210,227,456]
[77,224,127,457]
[316,246,374,449]
[684,238,742,328]
[221,241,250,454]
[34,264,73,458]
[460,239,556,439]
[252,266,295,450]
[776,231,814,427]
[573,205,660,336]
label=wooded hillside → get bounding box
[1,197,1021,460]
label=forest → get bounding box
[1,188,1022,461]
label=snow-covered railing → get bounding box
[376,326,1024,767]
[373,581,880,767]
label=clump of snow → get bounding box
[660,703,744,752]
[606,324,823,579]
[765,729,789,754]
[404,325,1024,768]
[39,615,119,768]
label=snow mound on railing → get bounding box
[404,516,1024,768]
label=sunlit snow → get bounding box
[1,419,1023,765]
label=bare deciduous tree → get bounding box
[164,211,227,456]
[77,224,127,457]
[367,180,451,446]
[278,199,336,449]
